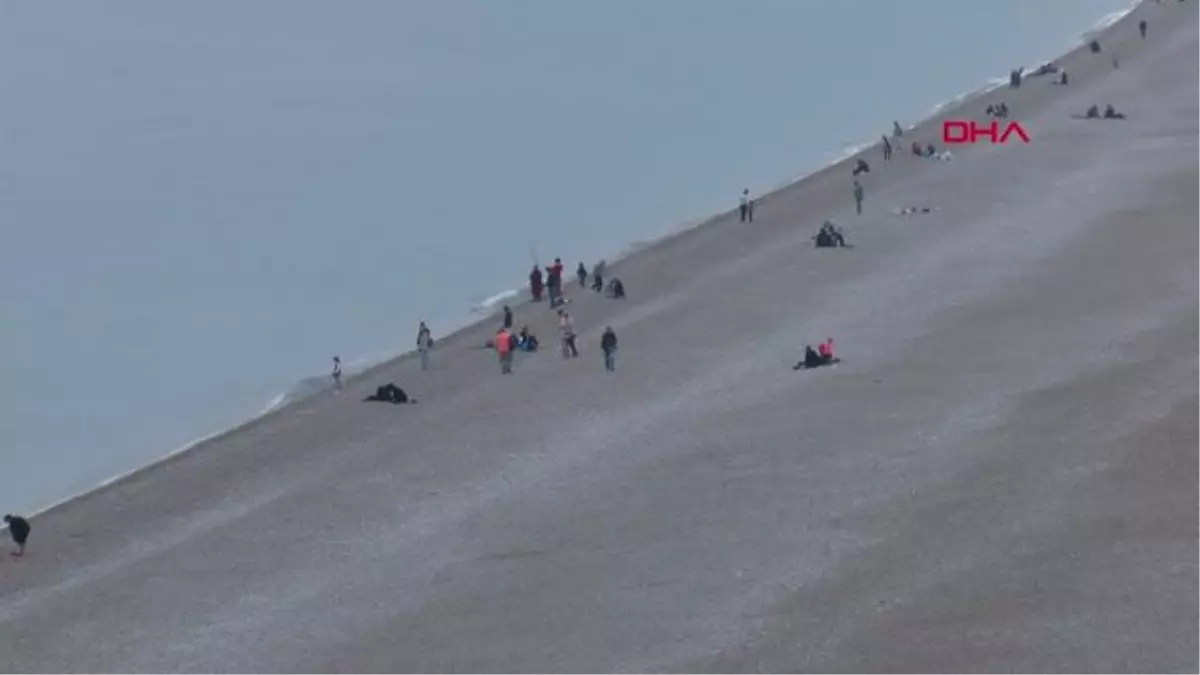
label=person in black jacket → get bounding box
[600,326,618,371]
[4,514,30,557]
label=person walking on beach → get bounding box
[416,321,434,371]
[600,326,618,372]
[881,135,892,161]
[739,189,754,223]
[1139,19,1147,39]
[547,258,565,308]
[576,262,588,287]
[502,305,513,330]
[853,180,865,215]
[331,356,343,391]
[558,309,578,359]
[591,260,606,292]
[495,327,514,374]
[5,514,30,557]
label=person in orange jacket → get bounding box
[495,327,514,374]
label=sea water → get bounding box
[0,0,1136,513]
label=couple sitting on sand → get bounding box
[364,383,416,404]
[814,221,848,248]
[1080,104,1126,120]
[794,339,839,370]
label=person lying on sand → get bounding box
[1103,104,1126,119]
[363,383,415,404]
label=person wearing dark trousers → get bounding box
[739,189,754,222]
[576,262,588,287]
[4,514,30,557]
[882,135,892,161]
[853,180,865,215]
[600,326,618,372]
[502,305,513,329]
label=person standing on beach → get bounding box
[892,121,904,138]
[1139,19,1147,38]
[5,514,30,557]
[502,305,513,330]
[530,265,544,302]
[591,260,606,292]
[495,327,514,374]
[881,135,892,161]
[600,326,618,372]
[739,189,754,223]
[853,180,865,215]
[576,262,588,287]
[332,356,343,391]
[416,321,434,371]
[558,309,578,358]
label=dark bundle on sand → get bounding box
[364,383,416,404]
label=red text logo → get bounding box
[942,120,1030,145]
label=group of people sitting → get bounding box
[1083,104,1126,119]
[364,383,415,404]
[795,338,839,370]
[985,102,1010,118]
[814,220,848,248]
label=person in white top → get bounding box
[557,310,578,358]
[739,188,754,223]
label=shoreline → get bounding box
[23,0,1144,523]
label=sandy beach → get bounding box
[1,1,1196,672]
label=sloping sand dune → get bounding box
[0,2,1195,672]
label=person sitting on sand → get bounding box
[852,158,870,176]
[1085,104,1101,119]
[818,338,835,363]
[815,221,846,248]
[796,345,824,370]
[608,278,626,299]
[925,142,937,157]
[518,325,539,352]
[911,141,923,156]
[1103,104,1126,119]
[363,383,415,404]
[4,514,30,557]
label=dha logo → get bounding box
[942,120,1031,145]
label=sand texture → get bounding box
[0,2,1196,672]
